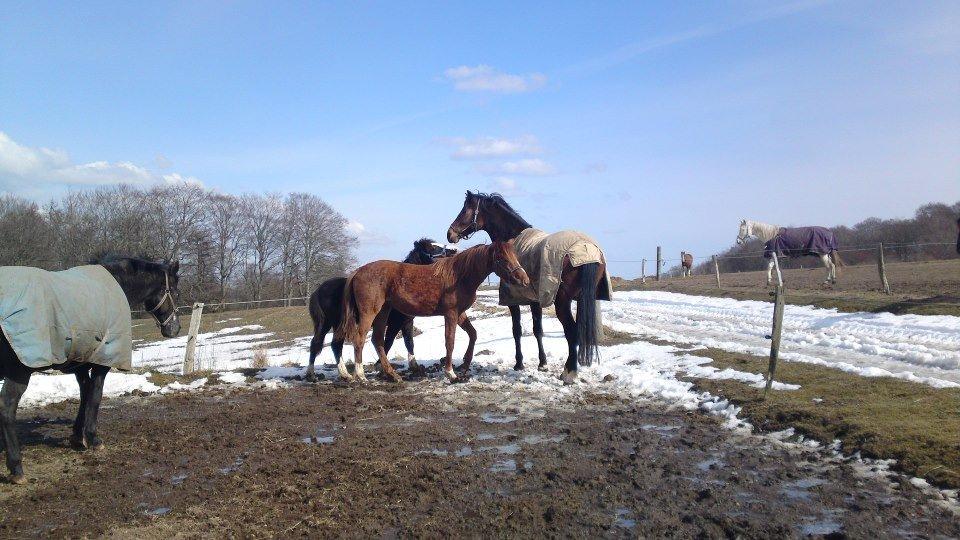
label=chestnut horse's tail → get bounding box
[577,262,601,367]
[337,274,360,342]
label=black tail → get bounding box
[577,262,601,367]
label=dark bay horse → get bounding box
[0,256,180,484]
[338,241,529,383]
[305,238,456,381]
[446,191,609,384]
[956,215,959,254]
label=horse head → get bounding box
[491,240,530,287]
[146,260,182,338]
[736,219,751,245]
[409,238,457,264]
[447,191,486,243]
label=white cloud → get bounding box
[478,158,556,177]
[345,220,393,246]
[0,131,202,194]
[447,135,541,160]
[443,65,546,94]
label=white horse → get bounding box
[736,219,841,285]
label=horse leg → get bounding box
[820,254,835,284]
[82,365,110,450]
[531,303,548,371]
[766,259,774,286]
[306,322,330,382]
[372,307,401,383]
[443,314,458,382]
[555,297,579,385]
[1,373,30,484]
[510,305,524,370]
[456,314,477,373]
[71,367,92,448]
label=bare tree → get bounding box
[208,193,246,301]
[240,193,283,301]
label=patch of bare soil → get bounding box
[1,380,957,538]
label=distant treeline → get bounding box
[0,184,357,305]
[679,201,960,275]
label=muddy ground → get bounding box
[1,374,958,539]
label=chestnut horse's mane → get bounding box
[432,243,490,282]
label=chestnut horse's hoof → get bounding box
[9,473,26,485]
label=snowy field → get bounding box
[12,289,960,410]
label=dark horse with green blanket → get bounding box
[0,255,181,485]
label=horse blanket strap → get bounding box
[764,226,838,259]
[499,228,613,307]
[0,265,132,371]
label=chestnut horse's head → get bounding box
[491,240,530,287]
[447,191,486,243]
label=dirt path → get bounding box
[1,378,957,538]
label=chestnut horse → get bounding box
[304,238,456,381]
[338,241,529,383]
[681,251,693,277]
[446,192,608,384]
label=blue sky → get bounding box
[2,1,958,276]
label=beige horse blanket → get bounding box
[0,265,132,371]
[500,228,613,307]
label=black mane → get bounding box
[89,252,172,273]
[469,191,532,229]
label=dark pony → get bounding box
[446,191,606,383]
[305,238,456,381]
[1,255,180,484]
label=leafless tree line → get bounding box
[673,201,960,276]
[0,184,357,305]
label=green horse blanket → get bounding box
[0,265,132,371]
[499,228,613,307]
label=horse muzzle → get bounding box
[512,268,531,287]
[446,227,461,244]
[160,319,182,338]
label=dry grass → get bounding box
[251,349,270,369]
[612,258,960,316]
[683,347,960,489]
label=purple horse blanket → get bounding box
[764,227,838,259]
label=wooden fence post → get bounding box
[183,302,205,375]
[656,246,662,281]
[712,255,721,289]
[764,253,785,398]
[877,242,891,294]
[641,259,646,284]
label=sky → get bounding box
[1,0,958,277]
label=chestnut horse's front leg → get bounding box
[456,313,477,372]
[443,313,458,381]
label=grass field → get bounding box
[613,258,960,316]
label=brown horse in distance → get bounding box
[681,251,693,277]
[338,241,529,383]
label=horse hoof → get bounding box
[69,434,86,450]
[444,370,458,382]
[537,364,549,372]
[89,442,106,452]
[560,371,578,385]
[513,363,524,371]
[9,473,26,485]
[305,373,317,383]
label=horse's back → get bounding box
[501,228,611,307]
[0,265,131,371]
